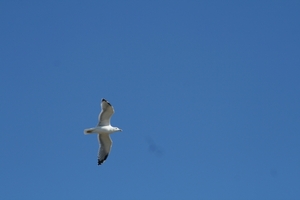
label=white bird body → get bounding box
[84,99,122,165]
[84,125,119,134]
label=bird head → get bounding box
[115,127,122,132]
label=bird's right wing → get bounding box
[98,99,114,126]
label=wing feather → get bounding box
[97,134,112,165]
[98,99,114,126]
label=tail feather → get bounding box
[84,128,95,134]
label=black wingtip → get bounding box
[101,98,111,106]
[97,154,109,165]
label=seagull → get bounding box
[84,99,122,165]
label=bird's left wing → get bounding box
[97,134,112,165]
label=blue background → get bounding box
[1,1,300,199]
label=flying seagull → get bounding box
[84,99,122,165]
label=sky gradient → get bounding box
[1,1,300,199]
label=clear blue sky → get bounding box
[1,1,300,199]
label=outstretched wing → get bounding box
[98,134,112,165]
[98,99,114,126]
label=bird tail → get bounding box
[84,128,95,135]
